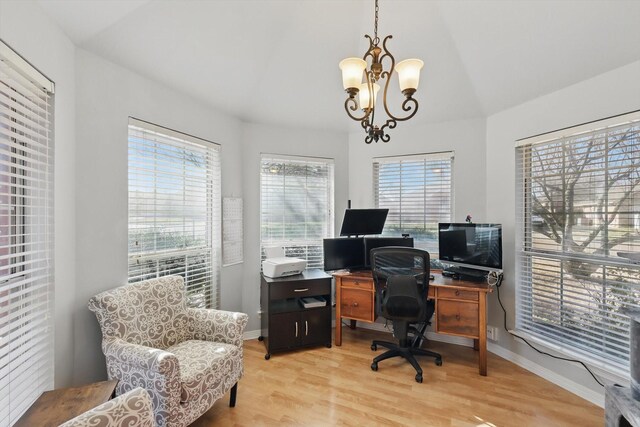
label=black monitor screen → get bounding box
[363,237,414,267]
[323,238,365,271]
[339,209,389,236]
[438,223,502,270]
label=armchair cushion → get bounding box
[167,340,242,403]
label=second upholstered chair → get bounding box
[60,387,156,427]
[89,276,248,427]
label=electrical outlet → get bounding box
[487,326,498,341]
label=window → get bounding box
[0,41,55,423]
[128,119,221,308]
[516,111,640,375]
[260,155,334,268]
[373,152,454,254]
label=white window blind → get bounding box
[373,152,454,254]
[516,111,640,375]
[260,154,334,268]
[128,119,221,309]
[0,40,55,424]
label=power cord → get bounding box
[492,273,605,387]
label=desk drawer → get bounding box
[436,300,479,337]
[341,278,373,290]
[340,288,374,322]
[269,279,330,300]
[438,287,479,301]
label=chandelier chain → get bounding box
[374,0,379,45]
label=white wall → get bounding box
[73,49,245,383]
[240,122,349,332]
[485,60,640,403]
[348,118,487,221]
[0,0,77,388]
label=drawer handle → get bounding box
[455,290,460,296]
[295,321,299,337]
[305,320,309,336]
[294,288,309,292]
[352,302,359,307]
[455,314,461,321]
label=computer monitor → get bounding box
[339,209,389,236]
[438,223,502,270]
[323,238,365,271]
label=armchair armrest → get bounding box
[188,308,248,347]
[102,338,178,375]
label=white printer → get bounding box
[262,247,307,278]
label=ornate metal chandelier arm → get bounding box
[379,118,396,142]
[343,97,370,122]
[382,81,419,122]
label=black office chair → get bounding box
[370,247,442,383]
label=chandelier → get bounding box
[339,0,423,144]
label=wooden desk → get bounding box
[334,271,493,376]
[14,380,118,427]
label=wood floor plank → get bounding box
[191,328,603,426]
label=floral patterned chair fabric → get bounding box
[89,276,248,427]
[60,387,155,427]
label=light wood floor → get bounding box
[192,328,603,426]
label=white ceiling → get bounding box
[37,0,640,132]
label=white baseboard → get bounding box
[244,329,261,340]
[487,342,604,408]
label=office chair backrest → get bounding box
[370,247,430,321]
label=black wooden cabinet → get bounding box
[259,269,332,359]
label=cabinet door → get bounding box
[269,312,300,351]
[300,308,331,347]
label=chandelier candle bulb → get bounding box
[359,82,380,110]
[396,59,424,94]
[339,58,367,91]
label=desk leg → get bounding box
[335,280,342,346]
[479,292,487,376]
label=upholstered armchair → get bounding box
[89,276,248,427]
[60,387,156,427]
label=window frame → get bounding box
[372,151,455,257]
[0,39,55,423]
[259,153,335,269]
[515,111,640,376]
[127,118,221,309]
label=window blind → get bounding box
[260,154,334,268]
[0,40,55,424]
[373,152,454,254]
[516,111,640,375]
[128,119,221,309]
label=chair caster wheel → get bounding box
[371,344,377,351]
[415,374,423,383]
[371,362,378,371]
[258,336,264,341]
[435,358,442,366]
[264,353,270,360]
